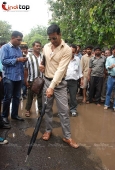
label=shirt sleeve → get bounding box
[78,58,83,78]
[0,71,2,77]
[81,56,84,73]
[0,60,3,72]
[25,59,28,68]
[89,58,93,68]
[1,45,17,66]
[105,57,110,70]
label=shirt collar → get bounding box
[85,54,92,57]
[8,42,20,49]
[112,55,115,58]
[73,55,77,60]
[48,39,65,49]
[8,42,13,47]
[32,52,41,57]
[94,55,103,59]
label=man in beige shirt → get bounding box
[40,24,78,148]
[81,46,93,103]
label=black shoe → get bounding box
[2,117,9,124]
[11,116,24,121]
[1,124,11,129]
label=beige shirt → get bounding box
[43,40,72,89]
[81,54,92,77]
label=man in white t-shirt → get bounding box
[65,44,83,116]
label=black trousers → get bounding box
[67,80,78,112]
[89,76,103,103]
[25,81,42,113]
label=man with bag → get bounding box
[25,41,43,117]
[39,24,79,148]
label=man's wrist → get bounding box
[17,58,19,62]
[49,82,56,89]
[81,76,83,80]
[108,66,112,69]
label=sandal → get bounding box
[86,101,90,104]
[82,100,86,103]
[86,100,92,104]
[25,111,30,117]
[42,132,52,141]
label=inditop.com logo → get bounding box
[2,2,30,12]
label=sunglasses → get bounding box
[16,39,22,41]
[48,37,57,41]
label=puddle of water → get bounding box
[95,147,115,170]
[8,133,16,138]
[16,97,115,169]
[24,127,42,139]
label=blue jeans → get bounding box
[104,76,115,108]
[2,78,22,118]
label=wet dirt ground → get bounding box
[0,97,115,170]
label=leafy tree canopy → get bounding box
[47,0,115,48]
[0,20,12,42]
[24,25,48,48]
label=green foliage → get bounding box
[47,0,115,48]
[24,26,48,48]
[0,22,48,48]
[0,20,12,42]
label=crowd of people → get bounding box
[0,24,115,148]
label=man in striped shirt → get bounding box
[24,41,43,117]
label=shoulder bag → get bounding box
[30,54,44,95]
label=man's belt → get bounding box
[44,76,65,81]
[109,74,115,78]
[66,79,76,81]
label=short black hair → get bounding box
[70,44,77,51]
[47,24,60,35]
[32,41,41,47]
[11,31,23,38]
[76,45,81,49]
[20,45,28,49]
[85,45,93,50]
[0,41,6,46]
[111,45,115,51]
[94,46,101,51]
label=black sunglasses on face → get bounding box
[48,37,57,41]
[16,39,22,41]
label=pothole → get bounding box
[24,127,42,139]
[8,133,16,138]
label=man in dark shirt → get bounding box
[87,46,106,105]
